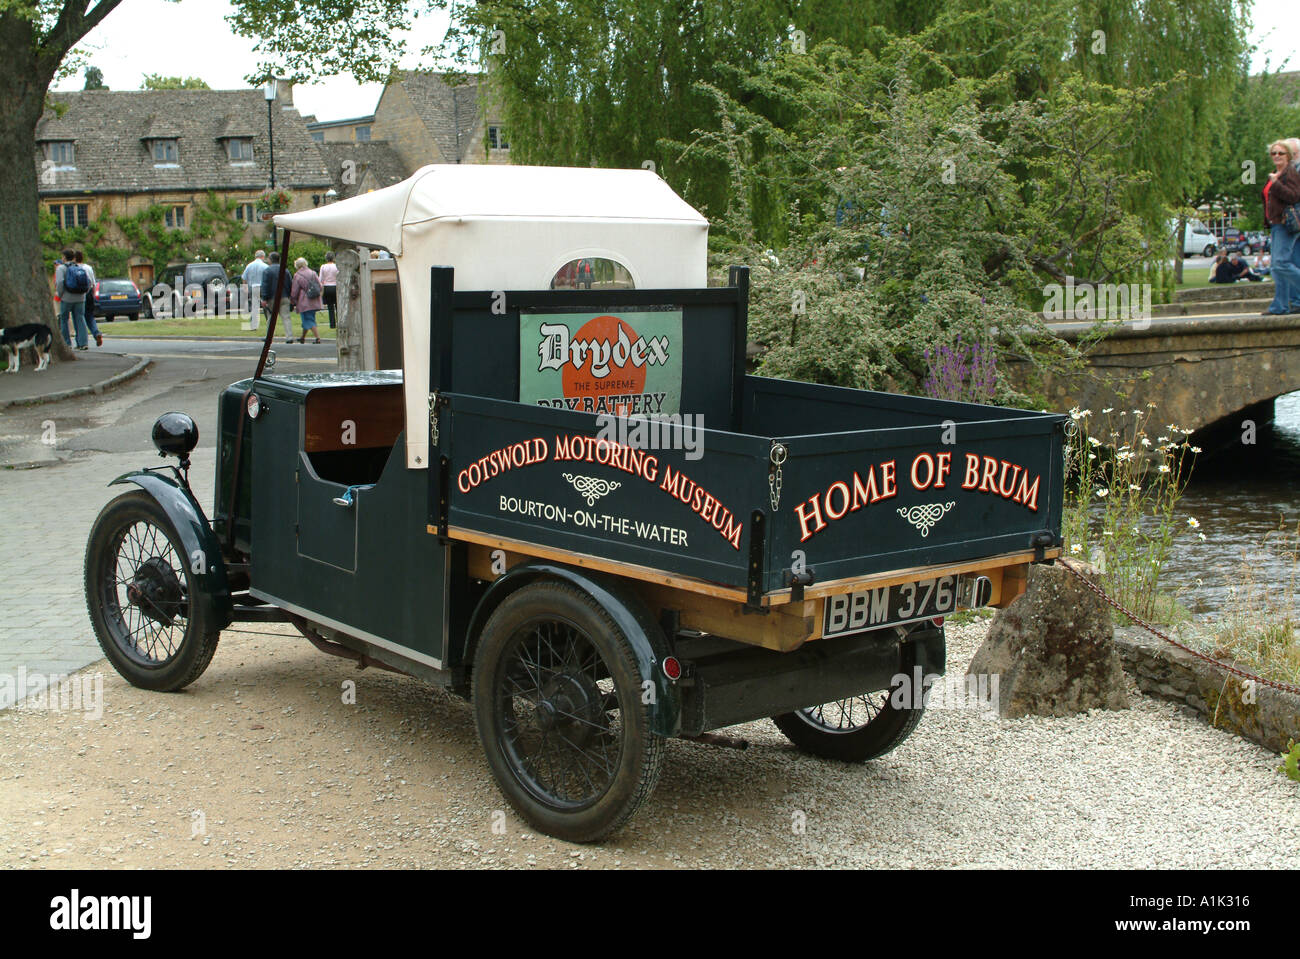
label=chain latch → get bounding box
[429,391,442,447]
[768,441,787,512]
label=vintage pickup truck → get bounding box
[84,164,1064,842]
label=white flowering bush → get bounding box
[1063,403,1199,622]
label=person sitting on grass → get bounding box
[1211,251,1262,283]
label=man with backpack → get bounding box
[75,250,104,347]
[54,248,91,350]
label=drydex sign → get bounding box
[520,308,683,416]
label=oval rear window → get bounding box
[550,257,634,291]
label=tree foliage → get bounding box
[82,65,105,89]
[140,73,210,89]
[684,40,1155,400]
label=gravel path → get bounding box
[2,621,1296,869]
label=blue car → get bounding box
[93,278,144,321]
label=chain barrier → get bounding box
[1059,558,1300,696]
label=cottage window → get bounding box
[152,139,179,164]
[234,202,256,223]
[310,130,324,143]
[45,141,75,166]
[227,138,254,161]
[355,125,371,142]
[49,203,89,229]
[488,126,509,151]
[164,205,186,229]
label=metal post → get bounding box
[267,96,277,249]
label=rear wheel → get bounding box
[84,491,220,691]
[771,640,934,762]
[472,582,664,843]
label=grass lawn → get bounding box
[101,312,336,339]
[1177,264,1214,289]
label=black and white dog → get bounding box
[2,324,54,373]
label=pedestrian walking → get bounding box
[54,248,91,350]
[1262,140,1300,315]
[260,252,292,336]
[319,252,339,328]
[75,251,104,347]
[289,257,324,344]
[242,249,268,321]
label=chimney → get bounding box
[276,78,294,109]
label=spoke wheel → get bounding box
[771,640,935,762]
[473,582,663,843]
[85,491,220,691]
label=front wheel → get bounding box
[472,581,664,843]
[771,642,934,762]
[84,491,220,691]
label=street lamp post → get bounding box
[263,79,277,248]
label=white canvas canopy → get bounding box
[275,164,710,469]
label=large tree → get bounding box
[1,1,127,354]
[0,0,436,353]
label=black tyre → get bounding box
[1202,244,1216,257]
[472,581,664,843]
[1241,245,1252,256]
[84,491,220,692]
[128,313,139,322]
[771,641,934,762]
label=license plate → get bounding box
[822,575,960,638]
[110,295,127,300]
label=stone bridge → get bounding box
[1004,312,1300,438]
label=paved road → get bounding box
[0,341,333,708]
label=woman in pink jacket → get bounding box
[288,257,325,344]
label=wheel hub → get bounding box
[535,672,604,746]
[127,557,184,627]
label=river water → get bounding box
[1161,390,1300,617]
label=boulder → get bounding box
[968,562,1129,718]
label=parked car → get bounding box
[1214,226,1248,252]
[92,278,144,321]
[1241,230,1270,256]
[155,261,232,315]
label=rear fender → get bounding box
[110,470,233,629]
[465,562,681,737]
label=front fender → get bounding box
[466,562,681,737]
[110,470,233,629]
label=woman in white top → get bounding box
[319,251,339,328]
